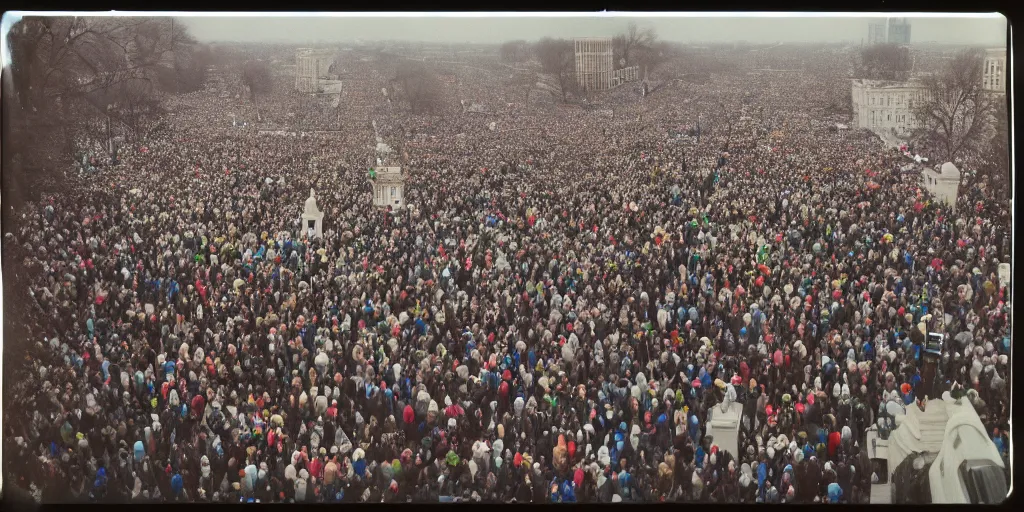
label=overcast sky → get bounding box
[178,14,1007,46]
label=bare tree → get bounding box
[535,37,574,103]
[912,49,994,169]
[391,61,443,114]
[157,42,211,93]
[80,77,164,145]
[613,22,656,70]
[240,60,273,103]
[6,17,191,113]
[981,100,1010,198]
[635,40,674,80]
[2,16,198,227]
[499,40,529,63]
[854,44,912,81]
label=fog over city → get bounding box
[179,14,1007,45]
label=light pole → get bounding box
[696,112,701,144]
[106,104,113,158]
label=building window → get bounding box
[391,187,396,197]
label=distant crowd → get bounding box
[4,49,1011,503]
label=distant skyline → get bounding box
[175,14,1007,46]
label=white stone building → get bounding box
[574,38,613,91]
[887,18,911,45]
[982,48,1007,93]
[851,79,929,137]
[868,19,888,45]
[866,18,911,45]
[852,47,1006,139]
[372,166,406,209]
[922,162,961,208]
[295,49,335,93]
[301,188,324,239]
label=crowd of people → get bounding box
[3,45,1011,504]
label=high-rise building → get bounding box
[295,49,335,93]
[867,18,912,46]
[574,38,613,91]
[887,18,911,45]
[868,19,887,45]
[982,48,1007,93]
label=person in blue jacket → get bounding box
[827,482,843,503]
[171,472,184,497]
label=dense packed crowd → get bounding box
[3,48,1011,504]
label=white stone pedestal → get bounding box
[301,189,324,239]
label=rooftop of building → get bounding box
[297,48,335,57]
[851,78,925,89]
[375,174,405,184]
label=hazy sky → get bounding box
[178,14,1007,46]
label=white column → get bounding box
[575,40,578,87]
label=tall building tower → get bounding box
[295,49,319,93]
[868,19,887,45]
[887,18,911,45]
[295,49,334,93]
[982,48,1007,93]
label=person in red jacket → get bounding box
[308,450,325,481]
[191,394,205,420]
[827,430,841,459]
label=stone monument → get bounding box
[372,167,406,209]
[301,188,324,239]
[922,162,961,209]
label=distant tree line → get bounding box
[534,37,576,102]
[498,23,678,105]
[390,60,444,114]
[498,40,529,63]
[854,43,912,81]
